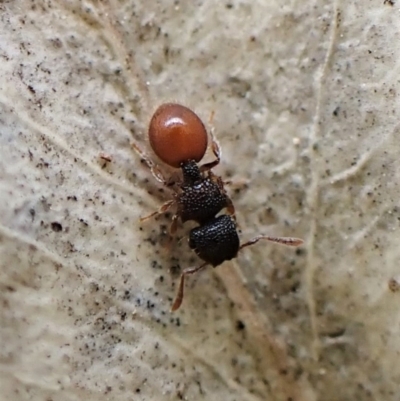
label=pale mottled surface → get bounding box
[1,1,399,400]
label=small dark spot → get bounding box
[384,0,395,6]
[326,327,346,338]
[332,106,340,116]
[236,320,245,331]
[170,265,180,276]
[51,222,62,232]
[290,281,300,292]
[388,278,400,292]
[99,153,112,162]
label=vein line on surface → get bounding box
[305,0,340,360]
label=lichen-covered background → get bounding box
[1,1,399,400]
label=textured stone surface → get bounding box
[1,1,399,400]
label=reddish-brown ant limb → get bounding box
[139,199,175,222]
[200,133,222,173]
[169,213,179,235]
[210,173,236,219]
[170,262,208,312]
[199,110,221,173]
[226,197,236,220]
[208,109,215,126]
[239,235,304,251]
[131,142,168,185]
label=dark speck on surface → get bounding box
[51,221,62,232]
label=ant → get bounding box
[133,103,303,311]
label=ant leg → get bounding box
[200,111,222,172]
[226,197,236,220]
[170,214,179,235]
[239,235,303,251]
[170,262,208,312]
[209,109,215,125]
[200,138,221,172]
[140,199,175,222]
[132,142,168,185]
[164,213,179,250]
[210,173,236,220]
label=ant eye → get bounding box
[148,103,208,168]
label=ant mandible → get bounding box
[133,103,303,311]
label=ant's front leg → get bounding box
[132,142,169,185]
[140,199,176,222]
[200,111,222,173]
[200,138,221,172]
[133,142,180,232]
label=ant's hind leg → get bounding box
[132,142,168,185]
[239,235,303,251]
[170,262,208,311]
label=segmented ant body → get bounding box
[133,103,303,311]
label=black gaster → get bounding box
[188,215,240,267]
[178,160,229,224]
